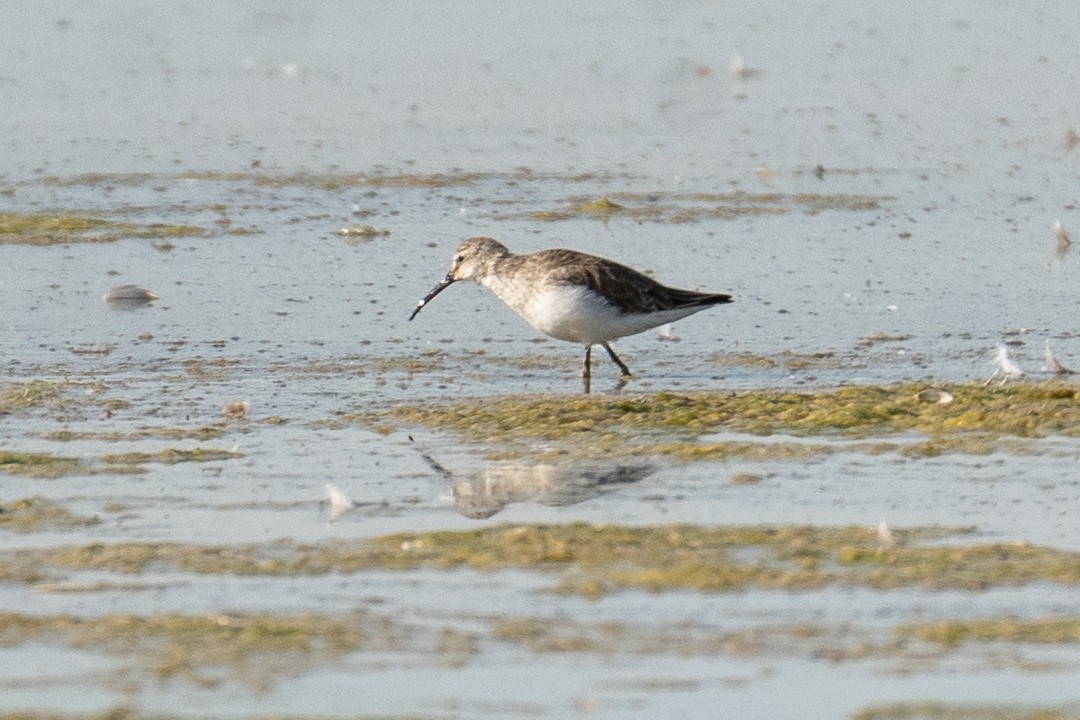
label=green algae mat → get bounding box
[342,382,1080,460]
[4,522,1078,596]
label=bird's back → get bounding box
[521,248,732,315]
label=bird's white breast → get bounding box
[496,284,703,345]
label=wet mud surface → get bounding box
[5,1,1080,718]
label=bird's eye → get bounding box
[454,255,464,265]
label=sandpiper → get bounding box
[409,237,733,385]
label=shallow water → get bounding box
[3,1,1080,718]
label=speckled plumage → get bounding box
[409,237,733,385]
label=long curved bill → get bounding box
[408,274,455,321]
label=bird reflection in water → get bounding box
[411,437,653,519]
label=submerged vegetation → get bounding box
[2,379,135,425]
[0,610,371,690]
[527,190,886,223]
[898,616,1080,647]
[367,523,1080,597]
[1,522,1079,694]
[32,168,512,192]
[100,447,244,466]
[1,605,1079,702]
[9,171,888,234]
[0,450,84,478]
[4,523,1080,597]
[0,380,66,414]
[176,169,488,190]
[0,211,205,245]
[0,496,98,532]
[0,446,240,478]
[851,703,1080,720]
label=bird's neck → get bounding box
[478,255,530,313]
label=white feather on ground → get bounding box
[876,519,897,552]
[325,483,355,520]
[1054,219,1072,261]
[1044,341,1077,375]
[984,344,1024,386]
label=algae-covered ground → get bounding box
[9,522,1077,596]
[0,210,207,245]
[0,522,1024,590]
[523,189,886,223]
[0,447,242,478]
[2,521,1080,710]
[343,381,1080,460]
[0,497,99,533]
[7,368,1078,715]
[851,705,1080,720]
[0,704,1077,720]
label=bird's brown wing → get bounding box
[535,249,731,314]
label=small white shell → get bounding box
[104,284,158,306]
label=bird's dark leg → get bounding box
[581,345,593,394]
[602,342,632,377]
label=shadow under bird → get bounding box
[409,237,733,384]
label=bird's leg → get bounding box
[602,342,632,377]
[581,345,593,394]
